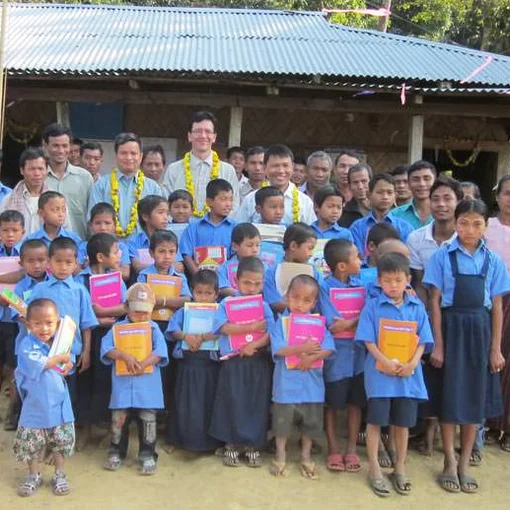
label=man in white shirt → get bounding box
[161,111,239,215]
[236,144,316,225]
[240,146,266,200]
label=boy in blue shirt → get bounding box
[318,238,366,474]
[27,191,81,247]
[0,209,25,256]
[13,299,74,497]
[180,179,237,275]
[101,283,168,475]
[311,186,353,241]
[4,239,49,431]
[269,275,335,480]
[355,252,433,497]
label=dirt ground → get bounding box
[0,420,509,510]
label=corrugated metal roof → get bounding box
[4,3,510,89]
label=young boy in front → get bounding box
[26,191,81,246]
[355,252,433,497]
[101,283,168,475]
[180,179,237,275]
[13,299,74,497]
[318,239,366,474]
[269,275,335,480]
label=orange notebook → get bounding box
[376,318,418,374]
[147,274,182,321]
[113,322,153,376]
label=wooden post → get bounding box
[377,0,392,32]
[56,101,71,128]
[228,106,243,148]
[0,0,8,150]
[407,96,424,163]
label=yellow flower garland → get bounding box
[184,151,220,217]
[110,170,144,238]
[292,185,300,223]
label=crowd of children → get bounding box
[1,155,509,501]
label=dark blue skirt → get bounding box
[209,354,271,448]
[441,307,502,424]
[167,351,222,452]
[418,355,442,419]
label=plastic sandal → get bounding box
[103,453,122,471]
[300,461,319,480]
[17,473,43,497]
[438,473,460,493]
[390,472,412,495]
[369,477,391,497]
[223,445,240,467]
[470,449,482,467]
[51,472,70,496]
[244,448,262,468]
[459,473,478,494]
[344,453,362,473]
[326,453,345,472]
[269,460,287,477]
[140,458,157,476]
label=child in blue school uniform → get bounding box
[74,233,128,450]
[210,257,275,467]
[165,269,222,452]
[13,299,75,497]
[101,283,168,475]
[168,189,194,225]
[180,179,237,275]
[424,199,510,495]
[217,223,261,297]
[3,239,49,431]
[264,222,321,315]
[269,275,335,480]
[26,191,81,247]
[355,252,433,497]
[311,186,353,242]
[318,238,366,474]
[78,202,131,281]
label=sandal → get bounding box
[357,431,367,446]
[17,473,43,497]
[369,477,391,497]
[104,453,122,471]
[344,453,362,473]
[438,473,460,493]
[390,472,412,495]
[470,449,482,467]
[269,459,287,477]
[244,448,262,468]
[458,473,478,494]
[416,438,433,457]
[326,453,345,472]
[378,449,392,468]
[223,445,240,467]
[500,433,510,453]
[300,461,319,480]
[140,458,157,476]
[50,472,70,496]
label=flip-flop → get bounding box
[470,449,482,467]
[326,453,345,472]
[438,473,460,493]
[459,473,478,494]
[300,461,319,480]
[269,460,287,477]
[344,453,362,473]
[369,477,391,497]
[378,449,392,468]
[389,472,412,495]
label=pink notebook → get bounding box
[89,272,123,308]
[285,313,325,369]
[226,261,239,289]
[329,287,366,339]
[225,294,264,351]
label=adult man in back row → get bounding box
[338,163,372,228]
[161,111,239,218]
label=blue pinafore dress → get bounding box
[440,251,502,424]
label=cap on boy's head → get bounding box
[126,283,156,312]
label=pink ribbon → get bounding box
[322,8,391,17]
[400,83,406,105]
[460,56,493,84]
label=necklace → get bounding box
[184,151,220,217]
[110,170,144,238]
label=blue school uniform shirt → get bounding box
[15,333,74,428]
[318,275,366,382]
[27,275,99,355]
[263,262,323,306]
[0,182,12,202]
[127,231,183,263]
[310,221,354,242]
[77,239,130,267]
[137,264,191,298]
[349,212,413,255]
[0,241,22,257]
[100,318,169,409]
[26,226,81,247]
[270,311,335,404]
[213,295,275,357]
[354,291,433,400]
[179,214,237,258]
[423,238,510,309]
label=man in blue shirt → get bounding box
[350,173,413,256]
[88,133,163,241]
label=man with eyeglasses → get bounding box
[161,111,239,218]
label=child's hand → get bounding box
[77,350,91,373]
[240,342,257,357]
[0,296,9,307]
[62,361,74,376]
[100,317,116,327]
[297,354,316,371]
[123,353,141,374]
[396,362,415,377]
[93,303,106,316]
[252,319,267,333]
[490,349,505,374]
[330,318,358,335]
[380,357,401,375]
[300,339,321,355]
[430,346,444,368]
[186,334,202,352]
[58,353,71,364]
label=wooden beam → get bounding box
[56,101,70,128]
[7,86,510,119]
[228,106,243,147]
[407,96,424,162]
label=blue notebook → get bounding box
[182,302,219,351]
